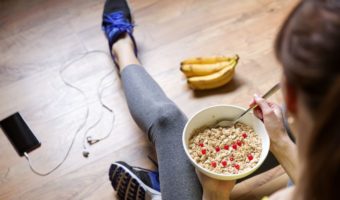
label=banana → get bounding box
[180,61,231,77]
[180,55,238,65]
[187,59,238,90]
[180,55,239,77]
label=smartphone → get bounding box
[0,112,41,156]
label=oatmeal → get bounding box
[188,122,262,174]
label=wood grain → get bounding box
[0,0,297,199]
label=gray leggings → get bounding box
[121,64,279,200]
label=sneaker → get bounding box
[102,0,137,54]
[103,0,132,21]
[109,161,161,200]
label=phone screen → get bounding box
[0,112,41,156]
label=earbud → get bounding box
[82,151,90,158]
[86,136,100,145]
[83,137,101,158]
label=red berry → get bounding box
[199,143,204,147]
[242,133,247,138]
[215,146,220,152]
[232,144,237,150]
[211,161,217,168]
[224,145,229,150]
[237,140,242,147]
[229,157,234,161]
[248,154,253,161]
[234,164,240,170]
[221,160,227,167]
[201,149,206,155]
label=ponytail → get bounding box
[295,78,340,200]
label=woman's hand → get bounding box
[250,94,288,148]
[196,169,235,200]
[250,94,299,182]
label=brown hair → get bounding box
[275,0,340,199]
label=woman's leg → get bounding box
[113,35,203,200]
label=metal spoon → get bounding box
[215,83,280,127]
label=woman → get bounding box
[261,0,340,199]
[199,0,340,199]
[103,0,340,199]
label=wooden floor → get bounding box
[0,0,297,199]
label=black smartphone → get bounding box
[0,112,41,156]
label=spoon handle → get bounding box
[234,83,281,123]
[262,83,281,99]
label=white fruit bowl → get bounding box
[182,105,270,180]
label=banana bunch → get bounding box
[180,55,239,90]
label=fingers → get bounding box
[270,103,283,119]
[250,94,283,121]
[195,169,205,183]
[254,94,272,115]
[254,107,263,120]
[249,98,263,120]
[249,98,256,107]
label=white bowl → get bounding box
[182,105,270,180]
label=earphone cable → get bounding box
[24,50,115,176]
[82,69,116,154]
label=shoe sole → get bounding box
[109,163,161,200]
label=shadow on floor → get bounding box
[192,76,244,98]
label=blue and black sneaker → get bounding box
[102,0,137,54]
[109,161,161,200]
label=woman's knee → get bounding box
[153,103,186,129]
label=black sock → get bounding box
[103,0,131,22]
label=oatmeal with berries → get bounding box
[188,122,262,174]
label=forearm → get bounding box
[270,135,299,183]
[202,191,230,200]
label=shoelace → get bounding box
[102,11,134,48]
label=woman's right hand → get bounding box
[250,94,288,149]
[250,94,299,182]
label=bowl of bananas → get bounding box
[182,105,270,180]
[180,55,239,90]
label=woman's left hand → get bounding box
[196,169,236,200]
